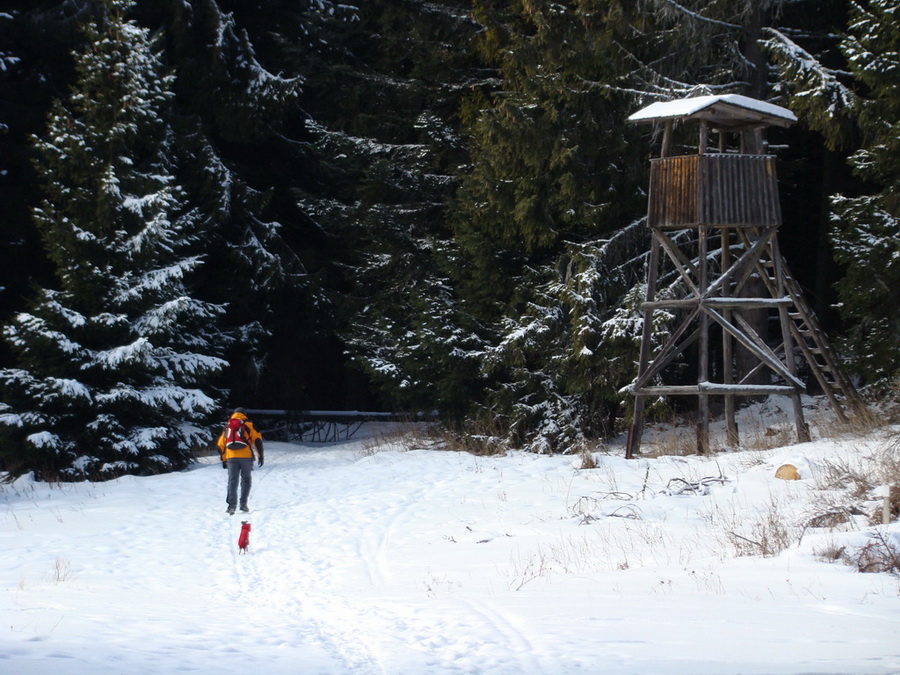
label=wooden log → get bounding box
[661,120,673,158]
[641,297,791,310]
[632,384,799,396]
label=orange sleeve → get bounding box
[248,422,263,444]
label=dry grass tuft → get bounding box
[44,557,74,584]
[359,423,441,456]
[360,417,512,457]
[433,416,509,456]
[700,496,795,558]
[810,435,900,527]
[578,443,601,470]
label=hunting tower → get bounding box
[625,94,864,458]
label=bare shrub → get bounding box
[701,496,795,558]
[810,437,899,527]
[44,557,74,584]
[870,437,900,523]
[843,531,900,576]
[877,438,900,484]
[872,485,900,525]
[741,506,793,557]
[804,506,864,531]
[812,456,873,502]
[814,541,846,563]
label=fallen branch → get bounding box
[662,476,729,496]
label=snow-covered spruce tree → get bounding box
[451,0,650,450]
[479,223,656,452]
[828,0,900,382]
[0,0,227,479]
[277,0,488,416]
[763,0,899,382]
[0,5,81,340]
[146,0,319,408]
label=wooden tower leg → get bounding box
[697,226,710,454]
[721,228,739,446]
[626,397,645,460]
[626,233,661,458]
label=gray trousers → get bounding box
[226,457,253,509]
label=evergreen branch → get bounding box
[762,26,857,149]
[658,0,742,30]
[762,27,853,80]
[604,41,746,100]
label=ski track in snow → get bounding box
[243,444,556,674]
[239,443,568,674]
[221,447,383,674]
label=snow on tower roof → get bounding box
[628,94,797,128]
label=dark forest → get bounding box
[0,0,897,477]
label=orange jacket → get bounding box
[217,412,264,461]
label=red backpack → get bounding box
[224,417,250,450]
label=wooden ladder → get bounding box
[755,238,867,423]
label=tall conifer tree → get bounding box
[450,0,650,449]
[282,0,486,415]
[829,0,900,381]
[0,0,227,479]
[148,0,323,408]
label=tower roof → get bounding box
[628,94,796,129]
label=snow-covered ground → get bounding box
[2,399,899,674]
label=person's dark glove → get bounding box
[222,461,227,469]
[256,440,264,468]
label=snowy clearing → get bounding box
[2,401,899,674]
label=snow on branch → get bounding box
[92,337,152,369]
[26,431,62,451]
[94,384,217,413]
[657,0,741,30]
[47,377,92,403]
[762,27,856,149]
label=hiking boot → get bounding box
[227,507,235,515]
[240,505,250,513]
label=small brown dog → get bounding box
[238,521,251,554]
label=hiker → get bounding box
[216,408,264,515]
